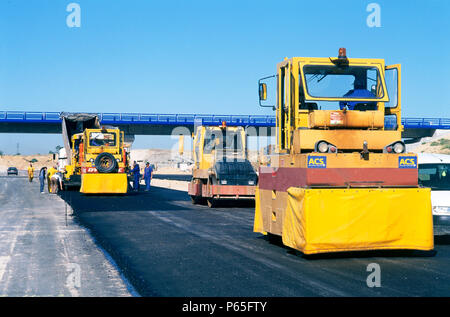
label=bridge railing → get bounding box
[99,113,277,126]
[401,117,450,128]
[0,111,448,129]
[0,111,61,122]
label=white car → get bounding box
[418,153,450,227]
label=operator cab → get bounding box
[302,63,380,111]
[89,131,116,147]
[299,48,386,115]
[259,48,399,114]
[202,126,244,154]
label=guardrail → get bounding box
[0,111,449,129]
[402,117,450,129]
[0,111,277,127]
[0,111,61,122]
[99,113,277,126]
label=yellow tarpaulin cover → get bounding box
[282,187,434,254]
[253,187,266,235]
[81,173,128,194]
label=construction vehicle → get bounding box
[188,123,258,207]
[253,48,434,255]
[60,113,129,194]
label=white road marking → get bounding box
[0,256,11,282]
[0,230,84,234]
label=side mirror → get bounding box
[258,75,276,110]
[259,83,267,101]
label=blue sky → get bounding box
[0,0,449,154]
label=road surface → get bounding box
[0,175,133,296]
[59,181,450,297]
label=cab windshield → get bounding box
[303,65,384,100]
[418,163,450,191]
[89,132,116,147]
[203,129,243,154]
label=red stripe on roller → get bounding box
[258,167,418,191]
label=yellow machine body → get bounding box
[63,127,129,194]
[80,173,128,194]
[189,125,257,207]
[192,125,247,173]
[61,134,82,184]
[254,187,433,254]
[254,50,434,254]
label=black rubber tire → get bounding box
[210,175,218,185]
[267,233,283,246]
[190,195,200,204]
[94,152,118,173]
[207,198,216,208]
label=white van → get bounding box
[417,153,450,226]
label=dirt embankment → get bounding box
[411,131,450,155]
[0,154,57,173]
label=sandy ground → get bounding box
[129,148,260,171]
[0,154,56,174]
[153,166,191,175]
[409,130,450,155]
[142,167,191,192]
[150,178,189,192]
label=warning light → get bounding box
[338,48,347,59]
[221,121,227,128]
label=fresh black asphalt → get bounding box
[59,181,450,297]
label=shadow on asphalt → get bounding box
[194,199,255,209]
[435,234,450,245]
[150,174,255,208]
[259,234,440,259]
[58,186,192,213]
[299,249,438,259]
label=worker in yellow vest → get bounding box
[47,166,57,193]
[27,164,35,183]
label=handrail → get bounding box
[0,111,448,128]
